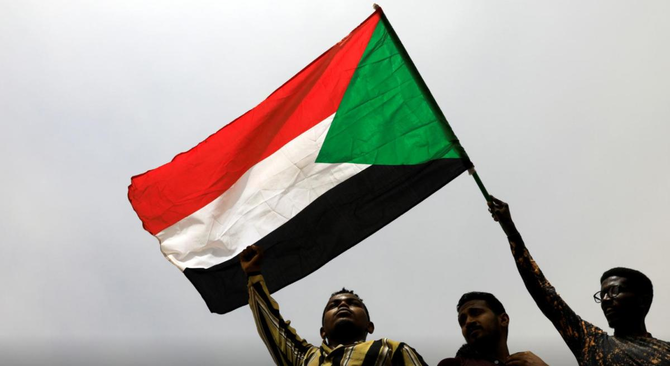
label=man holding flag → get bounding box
[240,245,428,366]
[488,196,670,365]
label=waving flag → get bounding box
[128,7,472,314]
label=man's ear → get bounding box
[638,294,652,315]
[367,321,375,335]
[320,327,326,340]
[499,313,510,328]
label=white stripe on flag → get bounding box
[156,114,370,270]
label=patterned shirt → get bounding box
[507,233,670,365]
[247,274,427,366]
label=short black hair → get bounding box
[457,292,506,315]
[601,267,653,311]
[322,288,370,324]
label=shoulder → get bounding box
[573,315,607,340]
[650,335,670,345]
[381,339,427,365]
[437,357,462,366]
[622,334,670,349]
[381,338,415,350]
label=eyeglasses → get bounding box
[593,285,621,303]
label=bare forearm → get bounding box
[499,218,520,238]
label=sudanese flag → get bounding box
[128,7,472,314]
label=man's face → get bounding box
[600,276,644,328]
[321,293,371,340]
[457,300,507,346]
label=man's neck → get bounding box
[614,322,649,338]
[326,336,366,349]
[470,341,509,362]
[490,342,510,362]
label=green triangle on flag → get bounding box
[316,13,466,165]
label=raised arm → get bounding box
[241,245,318,366]
[488,197,597,358]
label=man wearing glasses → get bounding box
[488,196,670,365]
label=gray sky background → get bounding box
[1,1,669,365]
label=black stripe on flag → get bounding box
[184,158,470,314]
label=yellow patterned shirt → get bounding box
[247,274,427,366]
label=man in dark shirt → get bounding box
[438,292,547,366]
[489,196,670,365]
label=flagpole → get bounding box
[469,168,491,202]
[373,3,492,204]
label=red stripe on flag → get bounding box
[129,12,381,235]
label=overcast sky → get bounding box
[2,1,669,365]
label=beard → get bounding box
[467,328,499,349]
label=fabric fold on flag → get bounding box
[128,7,472,314]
